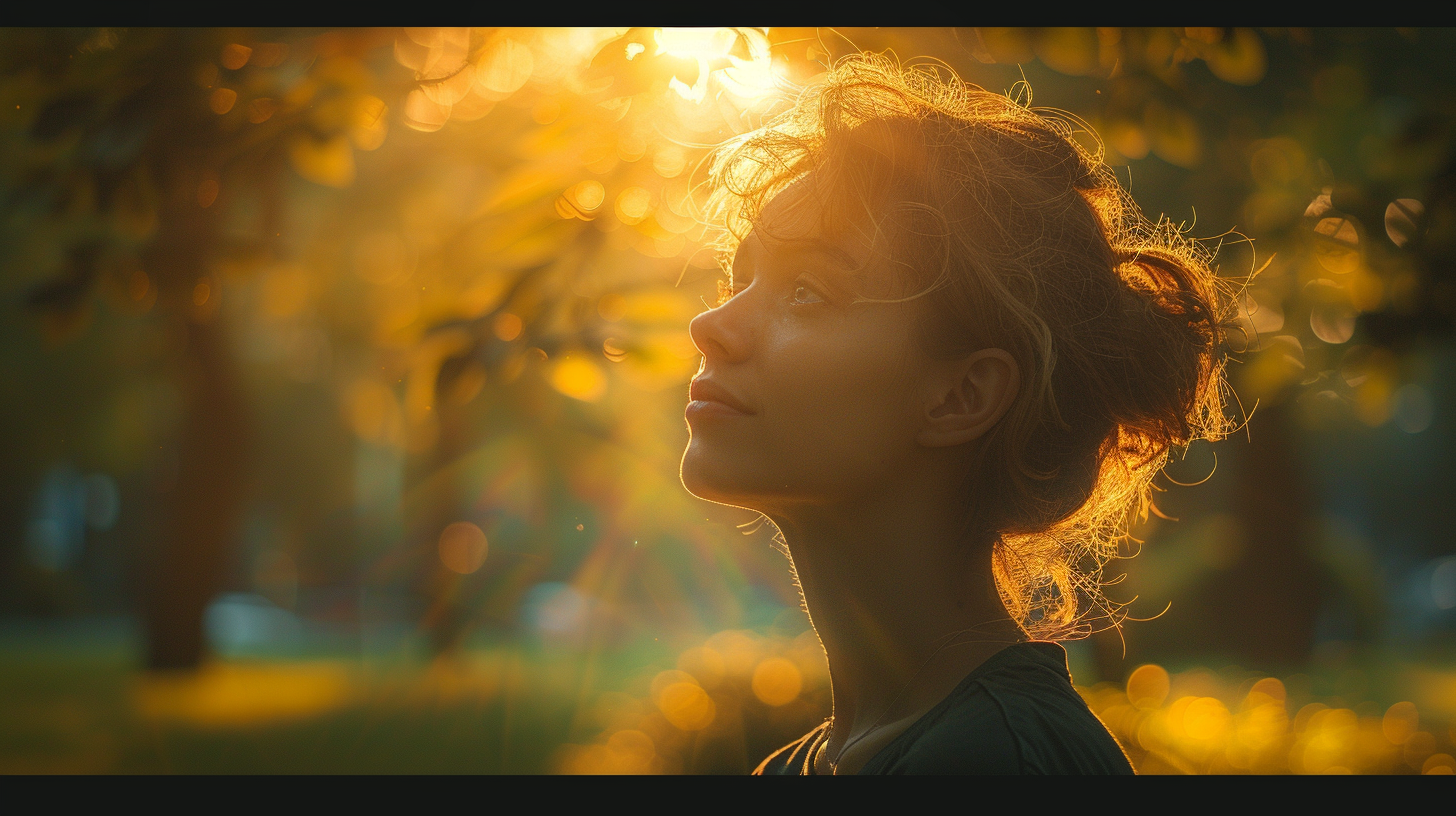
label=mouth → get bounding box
[687,378,754,417]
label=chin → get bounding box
[679,441,729,503]
[680,438,763,508]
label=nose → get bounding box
[688,290,751,366]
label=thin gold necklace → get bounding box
[821,625,1021,774]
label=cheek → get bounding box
[680,308,927,507]
[753,324,922,485]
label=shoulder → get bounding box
[864,642,1134,775]
[753,721,829,775]
[867,679,1022,774]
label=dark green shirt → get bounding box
[753,641,1133,775]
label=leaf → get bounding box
[27,241,102,313]
[288,134,355,187]
[420,63,477,106]
[402,88,450,132]
[31,94,96,141]
[1314,215,1359,246]
[1384,198,1425,248]
[1304,191,1333,219]
[663,54,700,88]
[1313,215,1361,274]
[727,30,751,61]
[1204,28,1267,86]
[1145,101,1202,168]
[1305,280,1357,345]
[477,37,534,97]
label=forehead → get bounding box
[742,176,872,269]
[755,177,823,237]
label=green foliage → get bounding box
[4,27,1456,771]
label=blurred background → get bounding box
[1,27,1454,774]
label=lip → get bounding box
[687,378,754,416]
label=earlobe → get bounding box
[917,349,1020,448]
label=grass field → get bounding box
[4,617,1454,774]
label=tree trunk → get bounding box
[141,316,248,669]
[1216,399,1324,666]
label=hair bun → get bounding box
[702,52,1235,640]
[1111,250,1227,453]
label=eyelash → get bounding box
[716,276,825,307]
[787,277,826,306]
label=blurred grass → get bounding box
[7,26,1456,774]
[0,620,617,773]
[6,618,1456,774]
[1081,663,1456,774]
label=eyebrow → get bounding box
[742,234,864,277]
[783,238,863,272]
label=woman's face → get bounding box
[680,183,938,514]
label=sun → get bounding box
[654,28,735,61]
[652,28,779,104]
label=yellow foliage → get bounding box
[477,36,535,97]
[656,681,715,731]
[403,89,449,132]
[261,264,311,318]
[288,134,355,187]
[1146,101,1202,168]
[615,186,652,225]
[350,95,388,151]
[1203,29,1268,86]
[551,355,608,402]
[751,658,802,706]
[345,378,402,445]
[209,88,237,115]
[1240,335,1305,401]
[1127,664,1170,710]
[132,663,355,728]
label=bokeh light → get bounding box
[4,26,1456,775]
[751,657,802,706]
[438,522,489,575]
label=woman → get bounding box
[680,55,1231,774]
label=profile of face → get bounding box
[680,179,1019,519]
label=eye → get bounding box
[788,279,826,306]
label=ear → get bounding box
[916,349,1020,448]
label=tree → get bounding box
[6,27,1453,674]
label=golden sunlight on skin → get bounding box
[678,175,1027,774]
[680,184,931,512]
[15,26,1455,777]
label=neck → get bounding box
[765,470,1023,773]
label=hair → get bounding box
[701,53,1236,640]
